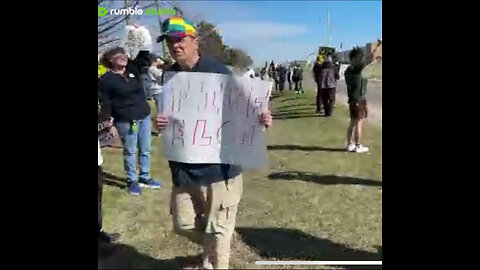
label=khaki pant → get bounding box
[170,175,243,269]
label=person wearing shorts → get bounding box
[344,43,380,153]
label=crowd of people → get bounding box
[312,46,379,153]
[98,17,272,269]
[260,61,304,94]
[98,15,379,269]
[262,44,379,154]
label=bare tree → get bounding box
[98,0,156,50]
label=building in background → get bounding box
[336,40,382,64]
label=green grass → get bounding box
[363,62,382,80]
[99,90,382,269]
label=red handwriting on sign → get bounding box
[172,119,185,147]
[192,120,213,146]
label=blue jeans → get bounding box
[116,115,152,182]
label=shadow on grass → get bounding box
[268,171,382,187]
[269,93,283,101]
[275,104,316,110]
[273,108,316,115]
[98,242,202,269]
[236,227,381,269]
[280,96,308,103]
[268,145,346,152]
[103,172,127,190]
[273,113,320,120]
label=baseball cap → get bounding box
[148,53,160,61]
[157,16,197,42]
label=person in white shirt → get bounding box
[146,54,165,136]
[146,54,165,111]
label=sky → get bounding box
[104,0,382,67]
[178,1,382,67]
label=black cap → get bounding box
[148,53,160,61]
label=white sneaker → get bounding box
[355,145,369,153]
[202,255,214,270]
[347,144,356,152]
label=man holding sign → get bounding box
[156,17,272,269]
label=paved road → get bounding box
[336,80,382,107]
[337,80,382,127]
[303,72,382,127]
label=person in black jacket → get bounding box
[260,62,267,80]
[155,17,272,270]
[317,56,339,117]
[277,65,287,92]
[292,64,304,94]
[268,61,279,90]
[313,58,324,114]
[99,46,162,195]
[287,66,293,90]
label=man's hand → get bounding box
[156,114,169,130]
[108,126,118,138]
[259,109,273,128]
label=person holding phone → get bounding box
[345,40,381,153]
[99,46,162,195]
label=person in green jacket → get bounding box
[344,41,381,153]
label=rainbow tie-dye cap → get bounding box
[157,16,197,42]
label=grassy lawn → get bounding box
[99,90,382,269]
[363,62,382,80]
